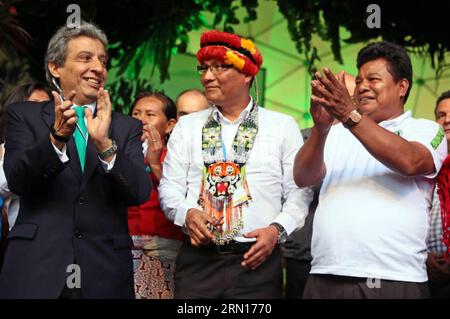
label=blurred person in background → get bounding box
[175,88,209,119]
[429,90,450,299]
[128,91,183,299]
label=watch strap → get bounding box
[270,222,284,234]
[49,123,70,143]
[270,222,287,243]
[98,140,118,160]
[343,108,363,128]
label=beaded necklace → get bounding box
[198,102,258,245]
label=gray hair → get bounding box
[44,21,108,86]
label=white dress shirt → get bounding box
[159,99,312,242]
[0,143,19,230]
[51,102,116,171]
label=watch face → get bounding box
[344,109,362,128]
[99,140,118,159]
[278,231,288,244]
[111,140,118,151]
[349,110,362,122]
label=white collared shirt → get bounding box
[159,99,313,242]
[52,102,116,171]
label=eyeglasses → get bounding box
[196,64,233,75]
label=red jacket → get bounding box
[128,149,184,240]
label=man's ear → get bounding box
[48,62,61,79]
[165,118,177,135]
[398,78,410,100]
[244,74,253,86]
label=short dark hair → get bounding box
[1,82,49,106]
[357,41,413,103]
[434,90,450,116]
[130,91,177,122]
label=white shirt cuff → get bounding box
[271,212,302,236]
[52,143,69,163]
[174,201,198,227]
[99,154,116,172]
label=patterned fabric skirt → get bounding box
[132,235,182,299]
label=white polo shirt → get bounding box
[311,111,447,282]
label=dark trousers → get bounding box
[59,284,82,299]
[429,281,450,299]
[174,242,283,299]
[285,259,311,298]
[303,274,429,299]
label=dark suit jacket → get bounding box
[0,101,151,298]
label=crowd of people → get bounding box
[0,20,448,299]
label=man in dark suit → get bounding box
[0,21,151,298]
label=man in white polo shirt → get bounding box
[294,41,447,298]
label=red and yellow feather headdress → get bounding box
[197,30,263,77]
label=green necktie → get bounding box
[73,106,87,172]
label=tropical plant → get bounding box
[1,0,450,111]
[278,0,450,75]
[0,0,31,99]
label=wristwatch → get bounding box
[343,108,363,128]
[98,140,118,160]
[270,222,288,244]
[49,123,70,143]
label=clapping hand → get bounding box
[52,90,77,139]
[85,87,113,155]
[142,124,163,166]
[310,79,335,133]
[311,69,356,122]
